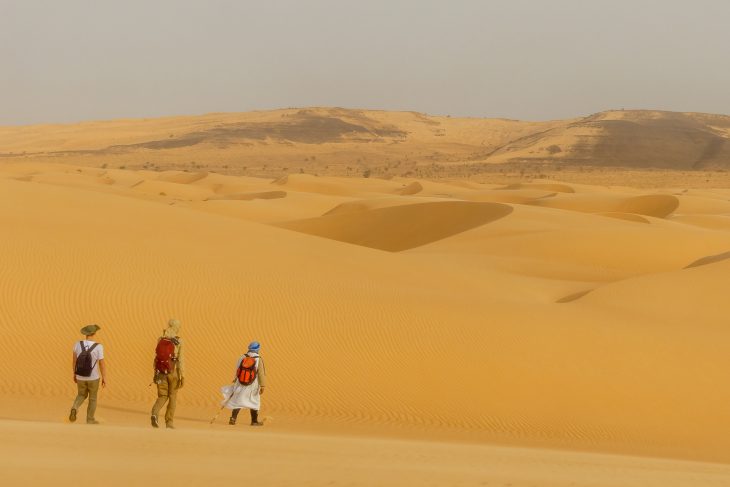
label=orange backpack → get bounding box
[236,356,258,385]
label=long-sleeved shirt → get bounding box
[256,355,266,387]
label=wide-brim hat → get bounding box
[80,324,101,335]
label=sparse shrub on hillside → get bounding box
[547,145,562,154]
[363,169,372,178]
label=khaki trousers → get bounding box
[72,379,100,421]
[151,370,179,426]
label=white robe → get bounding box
[221,353,261,410]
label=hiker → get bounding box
[151,318,185,429]
[70,324,106,424]
[222,341,267,426]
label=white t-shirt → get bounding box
[73,340,105,381]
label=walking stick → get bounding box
[209,403,229,424]
[209,379,236,424]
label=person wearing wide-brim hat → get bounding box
[69,324,107,424]
[151,319,185,429]
[221,341,267,426]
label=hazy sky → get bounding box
[2,0,730,125]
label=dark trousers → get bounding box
[231,408,258,423]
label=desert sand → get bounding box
[2,113,730,485]
[4,421,730,487]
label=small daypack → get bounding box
[236,355,258,385]
[155,337,178,374]
[75,341,99,377]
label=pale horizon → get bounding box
[8,104,730,129]
[2,0,730,125]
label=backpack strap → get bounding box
[79,341,86,353]
[88,343,100,372]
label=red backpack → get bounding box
[237,356,258,385]
[155,337,177,374]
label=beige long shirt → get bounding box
[256,355,266,387]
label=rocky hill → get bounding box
[479,110,730,169]
[2,108,729,176]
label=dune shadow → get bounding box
[206,191,287,201]
[556,289,594,303]
[685,250,730,269]
[277,201,513,252]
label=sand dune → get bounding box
[1,161,730,481]
[156,171,209,184]
[530,192,680,218]
[272,173,408,197]
[672,214,730,231]
[460,188,558,204]
[673,193,730,214]
[598,212,651,223]
[321,196,446,216]
[206,190,287,201]
[131,179,214,199]
[395,181,423,195]
[278,201,514,251]
[499,182,576,193]
[576,257,730,328]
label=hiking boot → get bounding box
[151,415,159,428]
[166,423,175,429]
[86,419,99,425]
[250,421,264,427]
[229,417,236,426]
[69,408,77,423]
